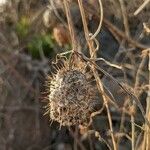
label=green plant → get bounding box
[16,16,30,38]
[27,33,55,59]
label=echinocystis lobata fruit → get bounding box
[45,57,98,127]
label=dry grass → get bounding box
[45,0,150,150]
[0,0,149,150]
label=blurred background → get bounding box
[0,0,149,150]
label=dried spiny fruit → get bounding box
[46,59,98,126]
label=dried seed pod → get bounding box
[45,58,98,126]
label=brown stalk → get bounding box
[134,0,150,16]
[63,0,78,51]
[77,0,117,149]
[137,49,150,150]
[118,0,130,37]
[74,0,148,49]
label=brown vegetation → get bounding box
[0,0,149,150]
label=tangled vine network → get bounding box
[44,1,150,150]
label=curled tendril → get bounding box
[89,0,103,40]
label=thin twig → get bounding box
[63,0,78,51]
[90,0,103,40]
[103,18,148,49]
[118,0,130,37]
[75,0,148,49]
[75,51,150,128]
[77,0,117,149]
[49,0,68,28]
[70,128,86,150]
[134,0,150,16]
[94,57,122,69]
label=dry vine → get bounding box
[44,0,150,150]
